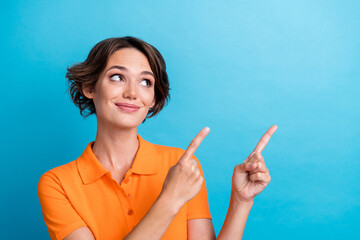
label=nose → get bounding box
[123,80,137,100]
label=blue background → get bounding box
[1,0,359,239]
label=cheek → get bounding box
[101,83,121,99]
[141,89,155,106]
[94,83,119,107]
[149,93,156,107]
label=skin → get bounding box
[216,125,277,239]
[63,47,277,240]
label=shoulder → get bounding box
[153,143,185,155]
[38,160,78,191]
[142,136,202,163]
[143,139,200,167]
[150,142,201,161]
[144,139,186,166]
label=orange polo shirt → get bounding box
[38,135,211,240]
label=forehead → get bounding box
[105,48,152,72]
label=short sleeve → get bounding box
[37,171,87,240]
[186,155,212,220]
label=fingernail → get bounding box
[203,127,210,133]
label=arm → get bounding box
[186,186,253,240]
[63,227,95,240]
[188,219,216,240]
[64,193,178,240]
[64,193,180,240]
[216,191,254,239]
[216,125,277,240]
[188,126,277,240]
[187,194,253,240]
[123,192,181,240]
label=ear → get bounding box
[82,84,95,99]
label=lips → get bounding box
[115,103,140,113]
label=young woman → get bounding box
[38,36,277,240]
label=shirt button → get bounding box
[124,179,129,184]
[128,209,134,215]
[128,193,132,198]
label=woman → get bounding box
[38,36,277,240]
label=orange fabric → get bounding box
[38,135,211,240]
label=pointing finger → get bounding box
[182,127,210,161]
[253,125,278,154]
[246,152,264,163]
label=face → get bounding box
[83,48,156,130]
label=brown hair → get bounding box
[66,36,170,118]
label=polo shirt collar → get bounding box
[77,141,108,185]
[77,134,158,184]
[131,134,158,175]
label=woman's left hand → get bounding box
[231,125,278,203]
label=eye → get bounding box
[140,79,152,87]
[110,74,124,82]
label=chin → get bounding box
[98,109,149,130]
[115,115,147,129]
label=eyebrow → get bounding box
[105,65,154,77]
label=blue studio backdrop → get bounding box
[1,0,359,239]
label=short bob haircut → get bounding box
[66,36,170,119]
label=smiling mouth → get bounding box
[115,103,141,113]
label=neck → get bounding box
[92,123,139,172]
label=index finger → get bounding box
[253,125,278,154]
[182,127,210,160]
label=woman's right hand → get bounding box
[160,127,210,212]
